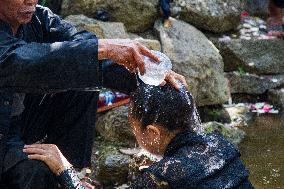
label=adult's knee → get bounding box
[3,160,57,189]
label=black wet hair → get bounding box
[130,83,196,131]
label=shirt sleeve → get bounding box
[57,167,88,189]
[0,7,101,93]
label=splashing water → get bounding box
[138,51,172,86]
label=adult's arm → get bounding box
[0,6,101,93]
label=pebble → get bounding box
[240,36,251,40]
[251,27,259,32]
[243,23,252,29]
[259,24,267,30]
[252,32,260,36]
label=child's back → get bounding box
[128,83,253,189]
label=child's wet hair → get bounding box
[130,83,195,131]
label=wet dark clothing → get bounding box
[0,5,136,189]
[160,0,171,19]
[129,132,253,189]
[273,0,284,8]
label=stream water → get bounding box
[239,113,284,189]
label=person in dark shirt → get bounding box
[160,0,172,28]
[25,82,254,189]
[267,0,284,37]
[0,0,188,188]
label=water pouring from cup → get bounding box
[138,50,172,86]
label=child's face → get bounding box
[128,112,161,155]
[128,104,175,156]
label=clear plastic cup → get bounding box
[138,50,172,86]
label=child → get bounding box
[267,0,284,37]
[127,83,253,188]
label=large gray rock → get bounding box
[64,15,129,39]
[62,0,159,32]
[98,154,131,186]
[95,106,136,147]
[219,39,284,74]
[92,139,132,187]
[133,38,161,51]
[173,0,241,33]
[225,72,284,94]
[154,18,230,106]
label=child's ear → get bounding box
[146,125,161,138]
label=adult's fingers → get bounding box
[28,154,47,162]
[138,44,160,63]
[160,80,167,87]
[23,147,45,155]
[24,144,46,149]
[132,48,145,75]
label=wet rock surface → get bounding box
[173,0,241,33]
[61,0,159,32]
[225,72,284,94]
[155,18,230,106]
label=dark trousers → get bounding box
[160,0,171,19]
[0,63,137,189]
[0,160,57,189]
[273,0,284,7]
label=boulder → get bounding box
[98,154,131,186]
[92,138,132,187]
[202,122,246,145]
[62,0,159,32]
[219,39,284,74]
[95,106,136,147]
[133,38,161,51]
[154,18,230,106]
[173,0,241,33]
[225,72,284,94]
[268,88,284,108]
[64,15,129,39]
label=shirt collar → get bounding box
[0,19,13,35]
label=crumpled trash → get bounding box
[249,102,279,114]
